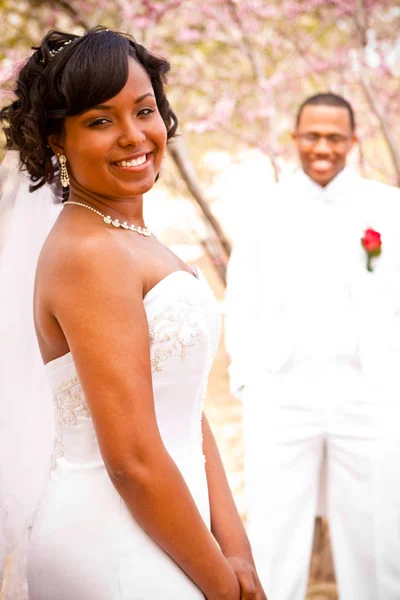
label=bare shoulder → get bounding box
[50,225,136,273]
[39,224,143,307]
[37,222,153,375]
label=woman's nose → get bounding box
[118,120,146,147]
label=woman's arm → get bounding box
[51,235,240,600]
[202,415,267,599]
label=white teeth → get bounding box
[117,155,147,167]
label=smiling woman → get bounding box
[0,27,266,600]
[1,28,177,193]
[51,59,168,200]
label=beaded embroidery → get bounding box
[51,375,90,469]
[50,281,221,467]
[147,286,221,445]
[149,299,205,372]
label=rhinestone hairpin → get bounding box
[40,38,75,63]
[40,30,110,64]
[49,39,74,58]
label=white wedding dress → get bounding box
[26,269,220,599]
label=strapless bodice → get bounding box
[45,270,221,470]
[27,270,220,599]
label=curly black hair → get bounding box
[0,27,178,191]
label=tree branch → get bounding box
[224,0,280,181]
[168,137,231,260]
[47,0,91,30]
[359,73,400,186]
[354,0,400,185]
[356,0,368,47]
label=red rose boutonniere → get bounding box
[361,228,382,272]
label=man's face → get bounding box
[292,104,358,187]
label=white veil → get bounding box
[0,151,62,598]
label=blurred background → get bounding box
[1,2,399,598]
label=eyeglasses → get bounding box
[296,133,350,147]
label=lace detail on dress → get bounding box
[148,284,221,447]
[51,375,90,469]
[149,298,206,373]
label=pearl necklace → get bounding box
[63,201,152,237]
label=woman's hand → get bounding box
[201,416,266,598]
[227,556,267,599]
[206,561,241,600]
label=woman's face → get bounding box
[54,58,168,199]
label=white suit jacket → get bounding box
[225,168,400,401]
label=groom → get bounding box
[225,93,400,600]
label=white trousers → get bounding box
[243,360,400,600]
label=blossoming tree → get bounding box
[1,0,399,279]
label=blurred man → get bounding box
[225,93,400,600]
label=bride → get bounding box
[0,27,266,599]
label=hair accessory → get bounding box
[41,30,110,64]
[49,38,74,58]
[40,38,76,63]
[63,201,152,237]
[58,154,70,187]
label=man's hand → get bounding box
[227,556,267,599]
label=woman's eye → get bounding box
[88,118,111,128]
[138,107,155,117]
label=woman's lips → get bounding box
[112,153,153,173]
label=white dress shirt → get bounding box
[225,167,400,396]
